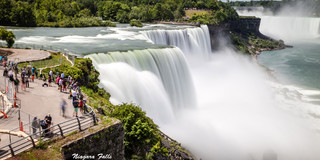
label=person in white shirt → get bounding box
[61,72,64,79]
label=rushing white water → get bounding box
[84,25,320,159]
[86,48,196,123]
[236,8,320,43]
[260,16,320,42]
[142,25,212,57]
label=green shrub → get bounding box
[0,27,15,48]
[108,104,167,159]
[129,19,143,27]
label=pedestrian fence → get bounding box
[0,41,76,66]
[0,104,97,159]
[0,75,14,118]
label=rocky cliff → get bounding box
[207,17,285,55]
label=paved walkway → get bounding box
[0,48,75,147]
[0,48,50,63]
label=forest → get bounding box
[0,0,238,27]
[230,0,320,17]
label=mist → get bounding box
[85,25,320,160]
[161,47,320,160]
[276,1,318,17]
[235,3,320,43]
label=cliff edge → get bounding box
[208,17,286,55]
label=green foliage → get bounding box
[39,17,115,27]
[108,104,166,159]
[189,14,217,25]
[249,35,284,49]
[36,137,48,149]
[153,3,174,21]
[0,27,15,48]
[230,32,249,54]
[18,52,71,69]
[43,58,100,92]
[1,0,240,26]
[0,0,14,25]
[188,1,239,24]
[130,19,143,27]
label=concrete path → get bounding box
[0,48,50,63]
[0,70,76,147]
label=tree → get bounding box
[10,1,36,26]
[174,4,185,19]
[0,0,14,26]
[0,27,16,48]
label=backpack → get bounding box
[40,120,46,127]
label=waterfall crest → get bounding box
[142,25,212,56]
[260,16,320,42]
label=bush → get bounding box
[39,17,116,27]
[108,104,167,159]
[129,19,143,27]
[0,27,15,48]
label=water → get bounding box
[7,23,320,159]
[86,48,196,124]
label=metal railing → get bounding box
[0,41,76,66]
[0,75,14,119]
[0,104,97,159]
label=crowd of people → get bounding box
[1,58,89,137]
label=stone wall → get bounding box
[61,121,125,160]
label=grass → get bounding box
[185,10,210,18]
[17,52,72,69]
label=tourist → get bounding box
[48,75,52,87]
[42,75,48,87]
[21,69,26,77]
[8,69,14,81]
[35,67,38,78]
[31,117,39,135]
[61,72,64,79]
[26,76,30,88]
[56,76,60,86]
[21,76,26,91]
[14,78,19,93]
[73,99,79,117]
[60,99,67,118]
[2,60,6,69]
[31,73,34,82]
[72,90,77,102]
[62,78,67,92]
[45,113,52,127]
[79,97,84,114]
[13,64,18,79]
[26,67,31,78]
[31,66,35,75]
[59,78,63,92]
[3,66,8,77]
[49,70,53,77]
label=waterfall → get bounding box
[86,48,196,123]
[260,16,320,42]
[142,25,212,56]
